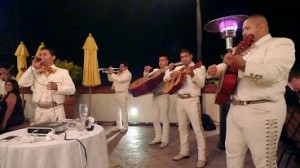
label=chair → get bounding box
[6,121,30,131]
[277,106,300,167]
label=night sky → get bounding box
[0,0,299,85]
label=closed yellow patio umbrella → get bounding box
[14,41,29,80]
[35,42,45,56]
[82,33,101,112]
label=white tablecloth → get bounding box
[0,125,109,168]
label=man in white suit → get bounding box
[164,49,207,168]
[18,47,76,123]
[144,55,170,148]
[108,61,132,133]
[207,14,295,168]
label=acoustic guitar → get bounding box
[129,76,150,97]
[215,34,254,105]
[129,68,167,97]
[129,61,183,97]
[162,62,202,95]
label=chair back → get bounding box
[6,99,29,132]
[286,107,300,148]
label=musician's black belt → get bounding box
[232,98,271,106]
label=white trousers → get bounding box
[225,100,286,168]
[35,104,65,123]
[152,94,170,142]
[114,92,129,129]
[177,97,206,161]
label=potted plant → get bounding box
[55,59,83,86]
[55,59,83,119]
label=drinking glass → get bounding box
[79,103,88,120]
[78,104,88,131]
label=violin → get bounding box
[0,65,14,81]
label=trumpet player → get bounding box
[18,47,75,123]
[107,61,132,133]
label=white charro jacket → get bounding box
[215,34,295,102]
[18,65,76,104]
[108,69,132,93]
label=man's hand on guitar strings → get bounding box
[170,71,179,78]
[223,52,246,71]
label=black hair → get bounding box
[179,48,192,55]
[120,60,129,68]
[41,46,56,56]
[159,55,169,61]
[0,63,12,69]
[5,79,20,95]
[288,68,300,82]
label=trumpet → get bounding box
[98,68,120,73]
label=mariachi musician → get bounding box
[144,55,170,148]
[163,48,206,168]
[0,64,15,98]
[207,14,295,168]
[107,61,132,133]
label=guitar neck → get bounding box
[187,61,202,70]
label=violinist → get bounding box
[0,64,15,98]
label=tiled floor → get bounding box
[103,125,299,168]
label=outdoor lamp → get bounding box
[204,15,248,50]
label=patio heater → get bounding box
[203,15,248,150]
[204,15,248,51]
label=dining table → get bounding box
[0,124,109,168]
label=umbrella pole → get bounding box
[89,87,92,114]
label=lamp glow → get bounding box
[219,20,238,32]
[130,107,138,116]
[204,15,248,50]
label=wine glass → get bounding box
[79,103,88,119]
[78,104,88,131]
